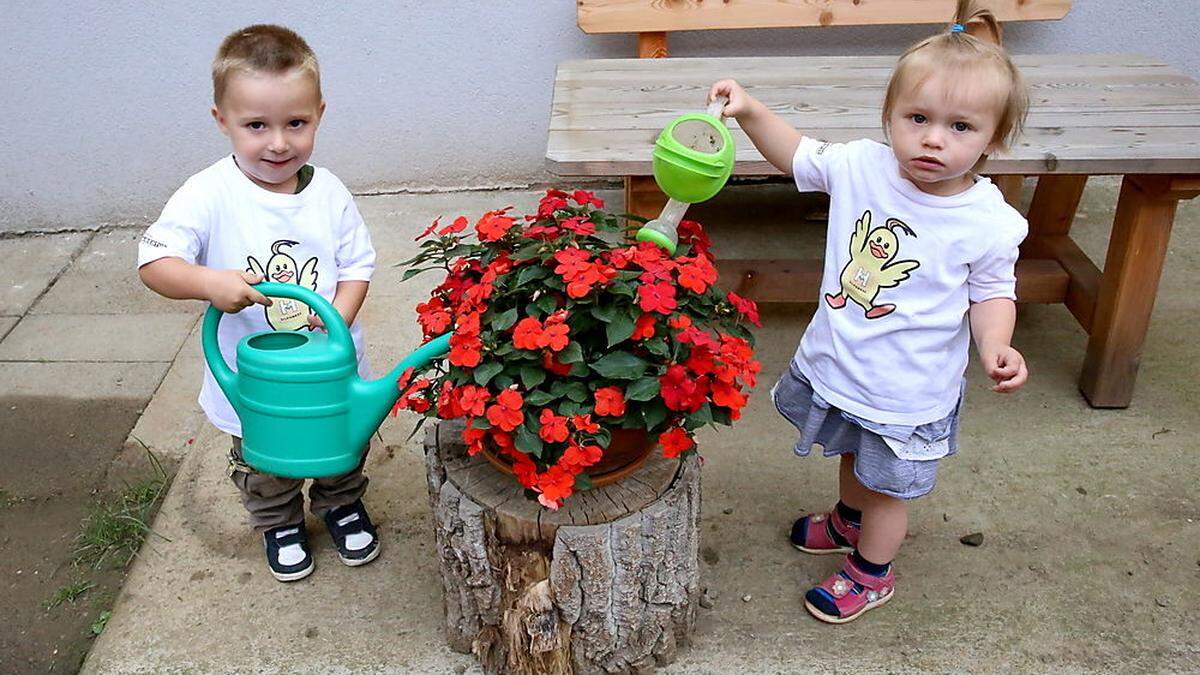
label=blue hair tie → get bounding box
[950,23,966,33]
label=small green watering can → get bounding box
[202,282,450,479]
[637,95,735,255]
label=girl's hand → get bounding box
[981,344,1028,393]
[708,79,758,120]
[204,270,271,313]
[307,313,325,331]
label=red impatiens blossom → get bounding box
[677,219,713,259]
[727,291,762,328]
[536,465,577,509]
[476,207,516,242]
[684,344,716,376]
[416,297,452,336]
[539,409,570,443]
[439,215,469,236]
[512,313,570,353]
[676,255,718,294]
[416,217,441,240]
[660,364,708,413]
[560,442,603,471]
[463,422,488,456]
[513,317,544,350]
[485,388,525,431]
[638,282,677,315]
[542,351,573,376]
[570,189,605,209]
[538,189,570,218]
[561,215,596,236]
[436,381,463,419]
[511,452,539,489]
[449,332,482,368]
[632,313,656,340]
[660,427,695,458]
[570,414,600,434]
[456,384,490,417]
[593,386,626,417]
[554,248,616,298]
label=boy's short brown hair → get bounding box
[212,24,321,106]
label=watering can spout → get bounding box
[349,332,453,448]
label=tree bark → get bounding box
[424,419,701,674]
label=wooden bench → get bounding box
[547,1,1200,408]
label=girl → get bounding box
[710,0,1029,623]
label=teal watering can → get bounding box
[202,282,450,479]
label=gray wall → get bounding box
[1,1,1194,232]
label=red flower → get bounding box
[539,409,570,443]
[437,380,464,419]
[542,351,573,376]
[727,291,762,327]
[485,388,525,431]
[677,219,713,259]
[561,215,596,236]
[456,384,490,417]
[439,215,469,236]
[536,465,577,509]
[638,282,678,315]
[571,414,600,434]
[476,208,516,242]
[660,364,707,413]
[561,442,603,470]
[513,317,544,351]
[538,189,570,218]
[684,345,716,376]
[676,255,718,294]
[541,311,570,352]
[660,427,695,458]
[416,217,441,240]
[632,313,656,340]
[463,422,488,456]
[571,189,605,208]
[417,297,452,335]
[449,333,482,368]
[512,453,539,488]
[594,386,626,417]
[711,380,748,412]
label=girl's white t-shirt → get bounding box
[137,156,376,437]
[792,137,1027,426]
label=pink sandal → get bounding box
[790,509,860,555]
[803,554,895,624]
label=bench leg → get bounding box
[991,175,1027,209]
[625,176,667,221]
[1020,175,1098,329]
[1079,175,1183,408]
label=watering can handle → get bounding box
[706,95,729,119]
[201,282,355,405]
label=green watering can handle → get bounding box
[202,282,354,404]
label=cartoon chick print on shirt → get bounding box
[825,210,920,320]
[246,240,319,331]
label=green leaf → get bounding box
[684,403,713,430]
[535,293,558,314]
[515,424,545,458]
[590,352,647,379]
[573,473,594,491]
[626,377,660,402]
[643,338,670,359]
[711,406,733,426]
[640,400,668,431]
[558,341,584,364]
[516,264,549,288]
[569,362,590,377]
[565,382,589,403]
[513,241,544,260]
[606,312,636,348]
[519,365,546,389]
[590,303,618,323]
[558,401,583,417]
[494,374,515,390]
[525,389,559,407]
[473,361,504,386]
[610,283,637,299]
[401,267,430,281]
[491,307,519,331]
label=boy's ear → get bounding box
[316,100,327,123]
[211,105,230,136]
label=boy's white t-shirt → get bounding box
[137,156,376,437]
[792,137,1027,426]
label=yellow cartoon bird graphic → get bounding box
[246,240,319,330]
[825,210,920,320]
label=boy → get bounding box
[138,25,379,582]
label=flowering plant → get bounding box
[397,189,761,509]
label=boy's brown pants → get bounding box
[228,437,369,532]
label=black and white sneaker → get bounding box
[322,499,380,567]
[263,524,315,582]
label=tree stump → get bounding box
[423,419,701,674]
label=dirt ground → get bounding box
[0,396,154,673]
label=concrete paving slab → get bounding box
[0,232,90,315]
[0,313,196,362]
[0,361,167,401]
[84,187,1200,672]
[32,228,202,316]
[0,316,17,340]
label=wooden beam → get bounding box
[579,0,1072,34]
[1023,235,1101,331]
[1079,176,1179,407]
[717,258,1067,305]
[991,175,1026,210]
[637,31,668,58]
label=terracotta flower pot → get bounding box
[480,428,656,488]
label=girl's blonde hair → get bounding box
[212,24,321,106]
[881,0,1028,150]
